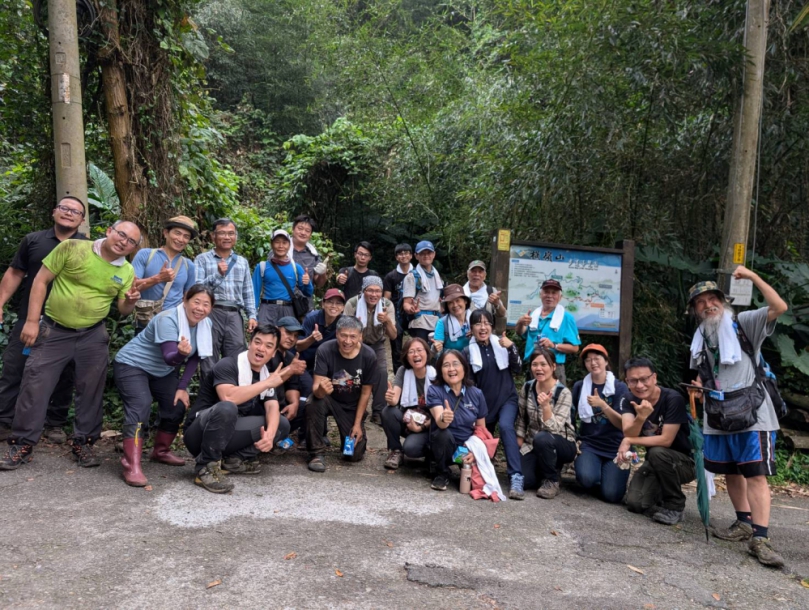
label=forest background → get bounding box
[2,0,809,480]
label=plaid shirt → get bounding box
[516,380,575,450]
[194,250,257,320]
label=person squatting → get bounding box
[0,210,789,568]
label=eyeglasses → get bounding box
[406,349,425,356]
[626,373,655,387]
[55,204,84,217]
[112,229,139,247]
[355,251,371,258]
[472,321,492,328]
[214,231,237,237]
[441,361,462,370]
[584,357,604,364]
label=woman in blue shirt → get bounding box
[252,229,313,325]
[114,285,214,487]
[432,284,472,356]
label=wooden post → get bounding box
[490,229,511,334]
[617,240,635,374]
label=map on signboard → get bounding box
[506,244,622,333]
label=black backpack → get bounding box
[735,323,789,421]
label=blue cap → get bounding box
[276,316,303,332]
[415,240,435,254]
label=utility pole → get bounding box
[48,0,89,234]
[719,0,769,288]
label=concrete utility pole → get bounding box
[719,0,769,286]
[48,0,90,233]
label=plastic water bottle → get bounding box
[342,436,355,456]
[277,437,294,450]
[22,346,31,356]
[460,464,472,494]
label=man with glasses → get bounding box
[383,243,413,370]
[195,218,257,376]
[402,241,444,343]
[0,221,142,470]
[616,357,694,525]
[131,215,198,334]
[0,197,88,444]
[336,241,379,301]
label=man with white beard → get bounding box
[688,266,788,568]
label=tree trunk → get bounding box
[96,0,147,222]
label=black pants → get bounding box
[521,431,577,489]
[370,340,387,416]
[626,446,696,513]
[381,405,429,457]
[407,328,431,343]
[201,308,246,377]
[390,331,403,371]
[430,426,461,476]
[0,318,74,428]
[183,401,291,472]
[113,362,183,435]
[305,394,366,461]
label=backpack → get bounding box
[396,269,423,331]
[735,322,789,421]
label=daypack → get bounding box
[396,269,423,330]
[735,322,789,421]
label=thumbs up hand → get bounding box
[586,386,606,410]
[499,331,513,349]
[217,259,229,276]
[302,270,310,285]
[158,261,176,282]
[177,335,192,356]
[385,380,397,406]
[440,399,455,426]
[311,323,322,342]
[288,353,306,376]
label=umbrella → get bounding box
[687,388,711,542]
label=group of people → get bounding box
[0,200,788,568]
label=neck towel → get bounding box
[468,335,510,373]
[416,264,442,292]
[445,310,471,342]
[529,303,566,332]
[237,350,273,400]
[465,434,506,502]
[464,282,489,309]
[690,310,741,365]
[577,371,615,423]
[175,305,213,359]
[92,238,127,267]
[355,295,384,328]
[397,263,412,275]
[401,366,436,407]
[290,242,318,262]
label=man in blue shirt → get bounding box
[515,279,581,383]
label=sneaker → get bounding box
[384,450,403,470]
[70,441,101,468]
[42,426,67,444]
[194,462,234,494]
[222,457,261,475]
[652,507,685,525]
[431,474,449,491]
[308,456,326,473]
[0,443,33,470]
[509,473,525,500]
[536,479,560,499]
[712,519,753,542]
[0,423,12,442]
[370,413,382,426]
[748,536,785,568]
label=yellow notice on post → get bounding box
[733,243,745,264]
[497,229,511,252]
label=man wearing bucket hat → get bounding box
[688,265,788,568]
[131,215,199,334]
[402,240,444,343]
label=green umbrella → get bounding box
[688,389,711,542]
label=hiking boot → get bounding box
[0,443,33,470]
[748,537,785,568]
[70,440,101,468]
[712,519,753,542]
[384,450,403,470]
[509,473,525,500]
[0,423,11,442]
[194,462,234,494]
[652,507,685,525]
[222,456,262,475]
[536,479,560,499]
[42,426,67,444]
[308,456,326,473]
[431,474,449,491]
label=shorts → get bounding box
[704,430,776,478]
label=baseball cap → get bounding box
[415,240,435,254]
[541,279,562,291]
[468,260,486,271]
[276,316,303,332]
[323,288,346,303]
[580,343,609,361]
[271,229,291,241]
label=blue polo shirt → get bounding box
[425,384,488,445]
[132,248,195,310]
[520,307,581,363]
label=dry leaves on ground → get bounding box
[206,579,222,589]
[335,569,344,577]
[712,593,721,601]
[627,565,644,575]
[284,552,297,560]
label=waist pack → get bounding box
[703,384,766,432]
[133,251,186,326]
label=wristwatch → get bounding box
[552,342,558,350]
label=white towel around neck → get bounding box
[465,435,506,501]
[464,282,489,310]
[529,303,566,332]
[689,310,742,365]
[401,366,436,407]
[356,296,384,327]
[237,350,273,400]
[468,335,510,373]
[415,265,442,292]
[577,371,616,423]
[290,241,318,264]
[445,310,471,342]
[175,305,213,359]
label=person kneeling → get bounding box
[183,324,293,493]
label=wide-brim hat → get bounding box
[687,280,732,306]
[441,284,471,306]
[164,215,199,239]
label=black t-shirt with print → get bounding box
[623,386,691,456]
[338,267,379,301]
[313,339,377,407]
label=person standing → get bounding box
[252,229,313,325]
[515,279,580,384]
[0,221,142,470]
[688,268,788,568]
[464,260,506,323]
[383,243,413,371]
[402,241,444,344]
[0,197,87,443]
[290,215,328,308]
[336,241,379,301]
[195,218,257,376]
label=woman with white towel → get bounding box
[113,284,214,486]
[431,284,472,355]
[571,344,631,503]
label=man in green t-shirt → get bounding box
[0,221,142,470]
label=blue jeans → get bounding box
[574,449,630,504]
[485,395,521,477]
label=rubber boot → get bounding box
[121,423,148,486]
[150,430,185,466]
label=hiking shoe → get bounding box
[70,441,101,468]
[194,462,234,494]
[0,443,33,470]
[509,473,525,500]
[712,519,753,542]
[222,457,261,475]
[536,480,560,499]
[0,423,12,442]
[42,426,67,444]
[748,536,785,568]
[308,456,326,473]
[384,450,403,470]
[431,474,449,491]
[652,507,685,525]
[370,412,382,426]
